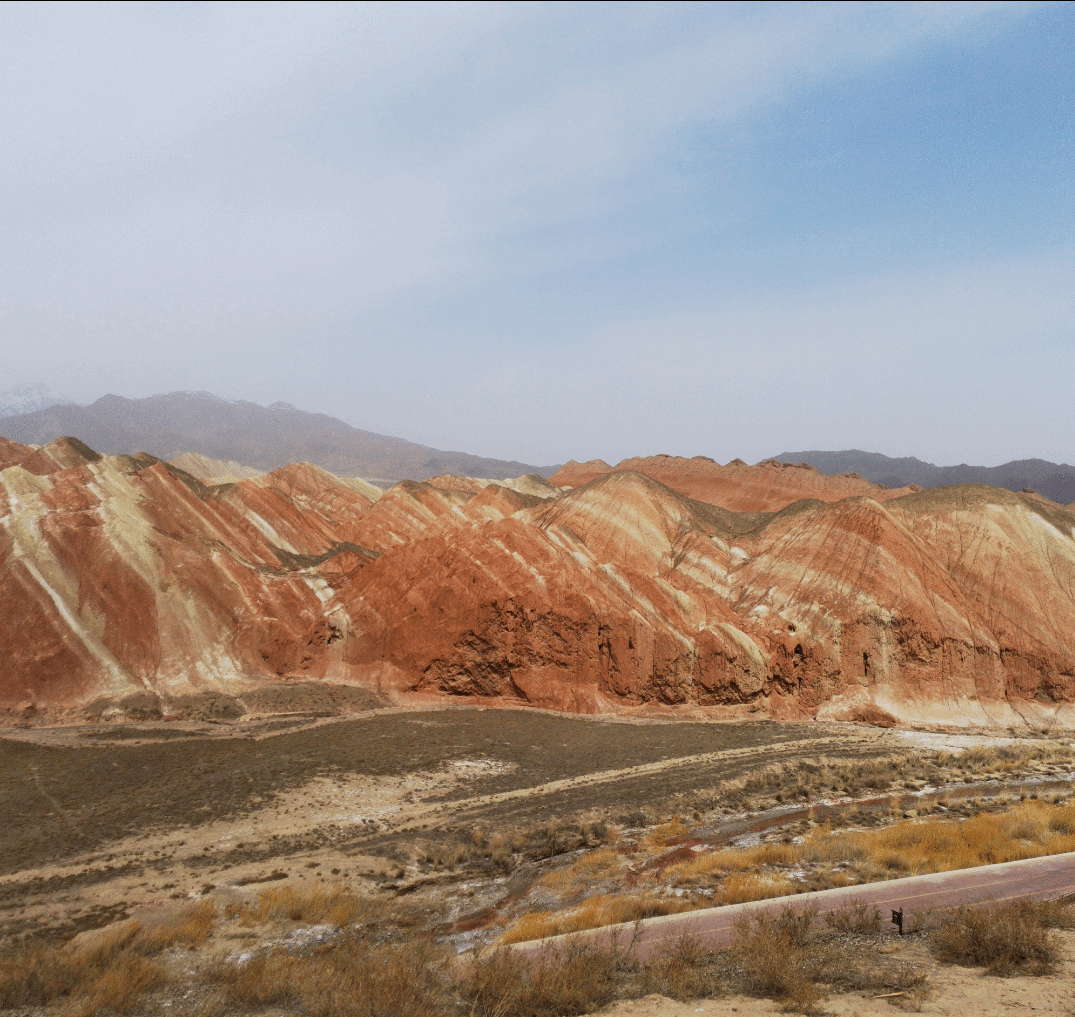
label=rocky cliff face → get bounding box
[2,437,1074,727]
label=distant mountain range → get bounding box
[0,382,72,418]
[0,391,558,482]
[776,449,1075,504]
[2,387,1070,500]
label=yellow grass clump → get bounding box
[0,906,218,1015]
[669,799,1075,894]
[804,799,1075,876]
[535,846,625,896]
[514,799,1075,942]
[645,817,691,848]
[667,841,799,883]
[719,872,799,905]
[500,892,693,944]
[240,884,382,927]
[142,900,217,951]
[212,936,450,1017]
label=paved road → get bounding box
[516,851,1075,960]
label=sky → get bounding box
[1,1,1072,467]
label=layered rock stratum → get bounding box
[2,437,1074,728]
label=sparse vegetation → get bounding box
[930,898,1074,976]
[732,905,835,1013]
[236,884,386,928]
[3,871,1070,1016]
[211,936,451,1017]
[664,798,1075,904]
[3,715,1074,1016]
[463,941,622,1017]
[823,899,882,935]
[0,916,190,1015]
[499,892,694,945]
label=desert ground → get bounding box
[599,928,1075,1016]
[3,694,1075,1015]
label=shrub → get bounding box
[242,884,381,927]
[212,935,450,1017]
[930,900,1060,976]
[462,941,620,1017]
[640,933,721,1001]
[732,905,835,1014]
[0,923,164,1015]
[824,900,882,936]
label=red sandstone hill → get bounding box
[2,436,1074,728]
[549,455,920,512]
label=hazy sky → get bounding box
[1,1,1072,466]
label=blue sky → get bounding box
[1,1,1072,466]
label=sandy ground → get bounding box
[596,931,1075,1015]
[0,710,873,941]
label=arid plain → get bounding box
[2,433,1075,1014]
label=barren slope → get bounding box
[550,455,919,511]
[168,452,263,484]
[2,437,1075,727]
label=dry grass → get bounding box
[463,941,622,1017]
[142,900,218,950]
[671,799,1075,900]
[730,903,934,1014]
[719,872,799,905]
[645,817,691,848]
[731,905,835,1014]
[714,741,1075,815]
[238,884,384,928]
[499,892,694,945]
[823,899,882,935]
[506,799,1075,941]
[211,937,447,1014]
[930,899,1073,976]
[534,846,625,896]
[0,894,952,1017]
[639,933,723,1001]
[668,841,799,881]
[937,743,1074,774]
[212,935,449,1017]
[804,799,1075,876]
[0,920,172,1015]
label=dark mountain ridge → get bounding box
[776,449,1075,504]
[0,391,559,483]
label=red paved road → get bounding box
[515,851,1075,960]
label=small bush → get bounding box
[732,905,835,1014]
[143,900,217,950]
[0,923,165,1015]
[930,900,1060,975]
[640,933,720,1001]
[243,884,386,928]
[212,935,450,1017]
[824,900,882,936]
[463,941,620,1017]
